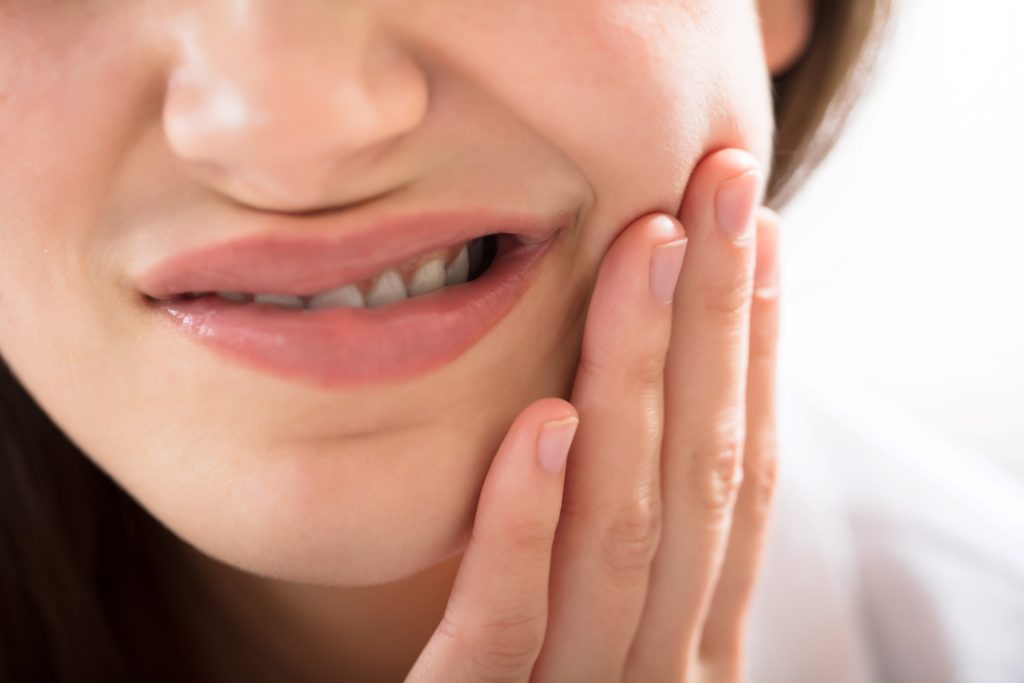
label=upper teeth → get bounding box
[445,245,469,286]
[365,269,407,308]
[407,258,446,297]
[213,241,479,311]
[307,283,364,309]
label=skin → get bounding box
[0,0,808,680]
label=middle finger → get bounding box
[530,212,687,682]
[624,148,762,681]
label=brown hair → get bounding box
[768,0,892,207]
[0,3,890,680]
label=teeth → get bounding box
[307,284,365,309]
[252,293,305,309]
[196,239,490,311]
[445,245,469,286]
[366,269,407,308]
[217,291,252,303]
[407,258,447,297]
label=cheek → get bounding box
[417,0,773,261]
[0,9,156,345]
[0,9,179,495]
[0,0,775,585]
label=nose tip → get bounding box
[162,10,428,210]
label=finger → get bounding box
[699,207,781,675]
[623,149,762,682]
[530,214,687,682]
[406,398,578,683]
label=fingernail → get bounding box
[754,217,778,295]
[537,416,579,475]
[715,169,761,241]
[649,237,688,305]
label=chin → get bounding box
[186,518,470,588]
[154,425,493,587]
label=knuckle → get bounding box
[626,351,669,387]
[578,343,666,388]
[696,274,753,320]
[700,637,746,678]
[747,342,779,377]
[691,436,745,515]
[598,493,663,580]
[749,305,780,356]
[744,435,779,516]
[749,301,778,348]
[502,517,556,557]
[440,609,547,682]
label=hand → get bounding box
[406,148,781,683]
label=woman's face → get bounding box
[0,0,786,584]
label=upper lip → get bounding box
[136,208,572,300]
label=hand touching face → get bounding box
[409,149,781,682]
[0,1,786,584]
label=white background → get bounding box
[780,0,1024,476]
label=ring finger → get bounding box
[697,207,781,678]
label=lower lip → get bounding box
[150,237,556,388]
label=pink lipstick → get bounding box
[136,209,571,387]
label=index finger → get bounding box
[407,398,578,683]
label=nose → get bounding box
[162,2,429,211]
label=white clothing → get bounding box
[748,373,1024,682]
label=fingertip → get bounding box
[714,147,762,175]
[494,398,575,474]
[645,212,687,243]
[702,148,763,184]
[598,212,686,291]
[605,210,684,254]
[515,397,577,433]
[679,148,765,229]
[537,414,579,476]
[755,206,780,229]
[513,399,578,476]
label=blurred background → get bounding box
[779,0,1024,477]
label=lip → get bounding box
[141,210,572,387]
[136,209,570,299]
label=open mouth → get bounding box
[140,220,563,388]
[152,233,505,311]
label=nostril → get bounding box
[162,14,430,212]
[162,70,409,211]
[160,6,432,210]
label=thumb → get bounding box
[406,398,578,683]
